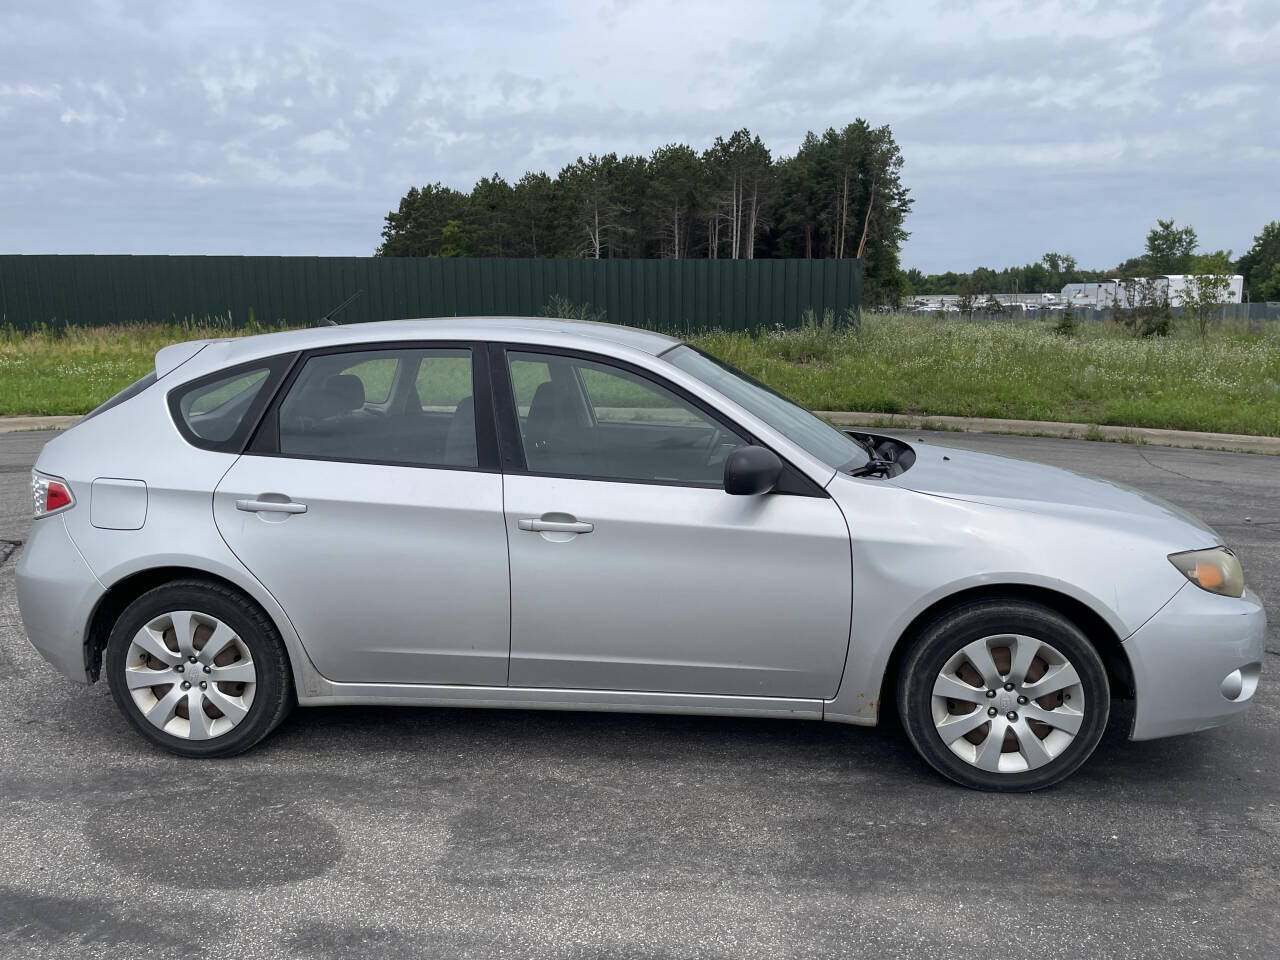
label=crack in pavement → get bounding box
[1136,446,1215,483]
[0,539,22,565]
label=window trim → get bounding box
[84,371,159,423]
[244,340,501,473]
[665,342,870,474]
[167,353,298,454]
[489,342,826,496]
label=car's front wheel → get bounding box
[897,599,1109,791]
[105,579,293,757]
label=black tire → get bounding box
[105,579,294,758]
[896,599,1109,792]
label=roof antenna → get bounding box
[317,289,364,326]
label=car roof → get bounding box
[179,316,682,372]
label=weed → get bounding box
[540,295,606,324]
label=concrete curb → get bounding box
[0,416,80,434]
[820,411,1280,456]
[3,411,1278,456]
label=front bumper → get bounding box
[15,516,104,684]
[1125,583,1267,740]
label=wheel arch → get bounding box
[876,583,1136,720]
[84,565,301,685]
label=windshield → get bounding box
[665,344,869,471]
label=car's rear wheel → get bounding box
[897,599,1109,791]
[105,579,293,757]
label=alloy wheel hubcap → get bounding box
[931,634,1085,773]
[124,611,256,741]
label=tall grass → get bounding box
[0,319,292,416]
[2,314,1279,435]
[698,314,1280,436]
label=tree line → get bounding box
[909,218,1280,302]
[376,121,912,305]
[904,253,1108,300]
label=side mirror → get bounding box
[723,445,782,495]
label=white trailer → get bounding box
[1161,275,1244,305]
[1063,276,1244,308]
[1060,282,1114,307]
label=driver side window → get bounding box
[506,351,744,485]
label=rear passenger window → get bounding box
[276,348,477,468]
[508,358,553,418]
[342,357,398,405]
[415,354,474,411]
[171,363,278,449]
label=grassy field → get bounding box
[3,316,1279,436]
[0,322,283,417]
[702,316,1280,437]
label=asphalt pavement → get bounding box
[1,429,1277,959]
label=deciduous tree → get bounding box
[1145,218,1198,274]
[1257,261,1280,301]
[1237,221,1280,301]
[1180,251,1233,336]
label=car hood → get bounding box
[886,442,1220,546]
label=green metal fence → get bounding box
[0,255,862,333]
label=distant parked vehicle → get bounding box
[16,316,1265,790]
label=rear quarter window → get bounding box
[168,355,294,452]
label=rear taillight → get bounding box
[32,470,75,518]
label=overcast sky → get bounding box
[1,0,1276,272]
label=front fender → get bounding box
[823,479,1185,724]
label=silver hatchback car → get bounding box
[17,317,1266,790]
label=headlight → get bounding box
[1168,547,1244,598]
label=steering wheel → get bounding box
[703,425,727,466]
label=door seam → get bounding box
[501,471,514,686]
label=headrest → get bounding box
[528,380,571,416]
[325,374,365,413]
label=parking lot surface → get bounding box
[1,429,1277,959]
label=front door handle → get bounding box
[236,498,307,514]
[518,518,593,534]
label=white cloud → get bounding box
[0,82,59,100]
[0,0,1276,269]
[58,107,97,125]
[296,128,348,154]
[254,113,291,130]
[1182,84,1261,110]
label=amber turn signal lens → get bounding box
[1194,562,1223,590]
[1168,547,1244,598]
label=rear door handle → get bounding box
[518,518,593,534]
[236,498,307,514]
